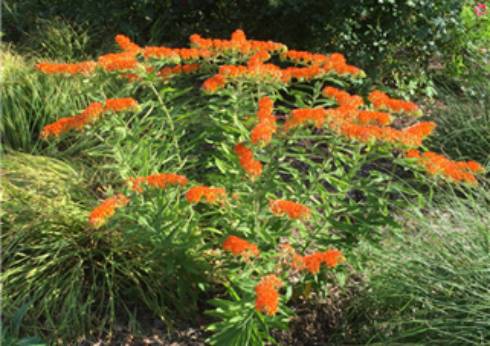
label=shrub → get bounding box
[3,0,470,81]
[6,29,485,344]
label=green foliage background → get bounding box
[2,0,470,78]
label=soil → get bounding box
[81,272,365,346]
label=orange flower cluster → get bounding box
[247,51,271,66]
[405,150,484,185]
[299,249,345,275]
[89,194,129,228]
[235,143,263,179]
[283,51,364,77]
[130,173,188,192]
[280,245,345,274]
[115,34,142,53]
[41,102,103,138]
[251,96,277,146]
[104,97,139,112]
[269,199,311,220]
[203,61,283,91]
[190,29,286,56]
[280,84,432,147]
[41,98,138,138]
[283,49,331,65]
[202,53,364,93]
[35,61,97,75]
[339,121,436,147]
[98,52,138,71]
[357,111,392,126]
[186,186,227,204]
[322,86,364,109]
[282,98,433,147]
[175,48,213,61]
[368,90,420,115]
[191,31,366,92]
[255,275,282,316]
[283,108,328,131]
[157,64,201,78]
[403,121,437,139]
[223,235,260,258]
[280,65,323,82]
[143,46,180,62]
[202,74,226,93]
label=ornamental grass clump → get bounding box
[5,29,485,344]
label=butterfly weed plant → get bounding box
[3,29,486,344]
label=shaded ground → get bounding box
[82,272,364,346]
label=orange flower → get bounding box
[357,111,392,126]
[295,249,345,274]
[40,117,75,138]
[176,48,213,61]
[406,150,484,185]
[301,253,323,275]
[158,64,200,78]
[115,34,142,52]
[283,50,364,77]
[202,74,226,93]
[251,96,277,146]
[231,29,247,42]
[247,51,271,67]
[284,108,328,131]
[130,173,188,192]
[223,235,260,258]
[182,63,200,74]
[283,50,330,66]
[323,86,364,109]
[281,65,325,82]
[338,120,434,147]
[322,249,345,268]
[104,98,139,112]
[466,160,484,173]
[402,121,436,141]
[186,186,227,204]
[269,199,310,220]
[340,123,407,144]
[98,52,138,71]
[257,96,273,119]
[40,101,105,138]
[368,90,420,115]
[189,33,209,48]
[81,102,105,122]
[190,29,284,55]
[88,194,129,228]
[255,275,282,316]
[405,149,421,159]
[251,121,277,146]
[143,46,180,61]
[218,62,284,85]
[36,61,96,75]
[235,143,263,179]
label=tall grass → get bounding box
[1,47,93,153]
[20,19,95,61]
[0,42,128,156]
[1,152,201,342]
[428,82,490,166]
[339,184,490,345]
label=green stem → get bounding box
[148,82,184,167]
